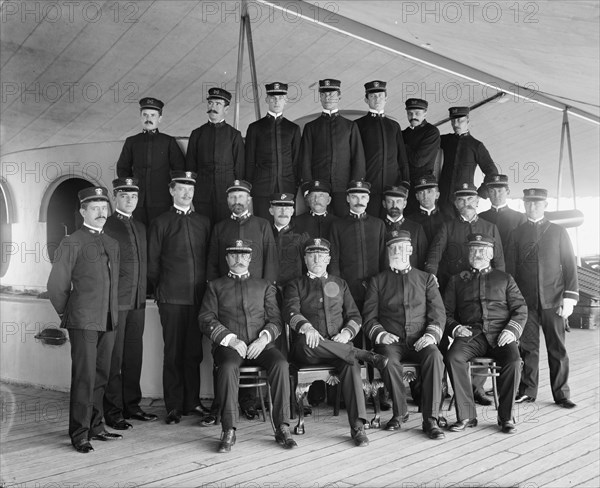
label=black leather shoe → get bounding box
[498,419,517,434]
[242,406,259,420]
[127,410,158,422]
[515,394,535,403]
[423,418,446,440]
[275,424,298,449]
[556,398,577,409]
[385,417,402,431]
[184,404,211,416]
[90,431,123,441]
[474,392,492,406]
[73,440,94,453]
[303,405,313,416]
[448,418,478,432]
[351,422,369,447]
[106,419,133,430]
[354,349,389,370]
[200,414,217,427]
[165,409,182,424]
[217,429,236,453]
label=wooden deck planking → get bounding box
[1,327,599,488]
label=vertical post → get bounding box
[563,110,581,265]
[245,14,261,120]
[556,108,568,211]
[234,0,247,130]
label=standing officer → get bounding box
[363,230,446,439]
[355,80,409,217]
[47,187,121,453]
[207,180,278,283]
[438,106,498,217]
[245,82,301,219]
[381,182,428,270]
[199,239,297,453]
[148,171,211,424]
[329,180,386,314]
[284,238,389,447]
[478,174,527,254]
[406,175,452,244]
[294,180,339,240]
[299,79,366,217]
[444,233,527,433]
[402,98,440,214]
[269,192,310,287]
[507,189,579,408]
[116,97,186,226]
[186,87,245,224]
[103,178,157,430]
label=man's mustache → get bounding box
[207,109,218,114]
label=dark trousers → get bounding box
[519,307,570,402]
[330,192,349,218]
[291,335,367,427]
[193,197,229,226]
[374,343,444,421]
[445,334,521,422]
[251,196,271,220]
[213,344,290,430]
[68,327,115,445]
[104,308,145,421]
[133,205,168,227]
[158,303,203,413]
[366,194,385,219]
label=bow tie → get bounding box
[143,129,157,134]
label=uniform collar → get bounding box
[528,216,545,224]
[308,271,328,280]
[228,271,250,280]
[116,209,132,219]
[274,223,291,233]
[491,203,508,211]
[310,210,328,217]
[369,109,385,117]
[231,211,251,222]
[209,119,226,127]
[420,205,438,216]
[173,204,192,215]
[349,210,367,219]
[391,266,411,275]
[322,109,339,117]
[408,120,427,130]
[460,214,478,224]
[142,128,158,134]
[83,223,103,234]
[267,111,282,119]
[386,215,404,224]
[471,266,492,275]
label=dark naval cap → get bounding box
[386,229,411,246]
[304,237,331,254]
[112,177,139,192]
[405,98,428,110]
[266,82,288,95]
[139,97,164,113]
[227,179,252,194]
[448,106,470,119]
[79,186,109,203]
[523,188,548,201]
[346,180,371,194]
[453,182,478,197]
[270,192,295,206]
[319,79,341,92]
[207,87,232,103]
[302,180,331,196]
[484,174,509,188]
[383,181,410,199]
[170,171,197,185]
[226,239,253,254]
[467,233,494,248]
[413,174,438,191]
[364,80,387,94]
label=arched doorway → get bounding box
[45,178,94,263]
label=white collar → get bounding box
[268,111,282,118]
[491,203,508,210]
[528,216,545,223]
[173,203,191,213]
[420,206,436,216]
[116,209,132,218]
[322,108,339,115]
[369,109,385,115]
[386,215,404,223]
[83,223,103,233]
[308,271,328,279]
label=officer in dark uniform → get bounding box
[207,180,278,283]
[381,182,428,270]
[355,80,409,218]
[283,238,389,447]
[425,183,505,295]
[147,171,211,424]
[199,239,297,453]
[402,98,440,214]
[507,188,579,408]
[47,187,122,453]
[269,192,310,287]
[294,180,339,240]
[186,87,245,224]
[438,106,498,218]
[116,97,186,226]
[245,82,301,219]
[299,79,366,217]
[329,180,386,314]
[444,233,527,434]
[363,230,446,439]
[406,175,452,243]
[103,178,157,430]
[478,174,527,255]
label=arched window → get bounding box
[0,178,16,278]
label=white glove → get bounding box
[558,298,577,319]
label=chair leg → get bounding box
[491,366,499,410]
[257,384,267,422]
[289,375,297,420]
[333,384,341,417]
[370,382,383,429]
[294,390,308,435]
[266,382,275,433]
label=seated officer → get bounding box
[199,240,296,453]
[363,230,446,439]
[444,233,527,434]
[283,238,388,447]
